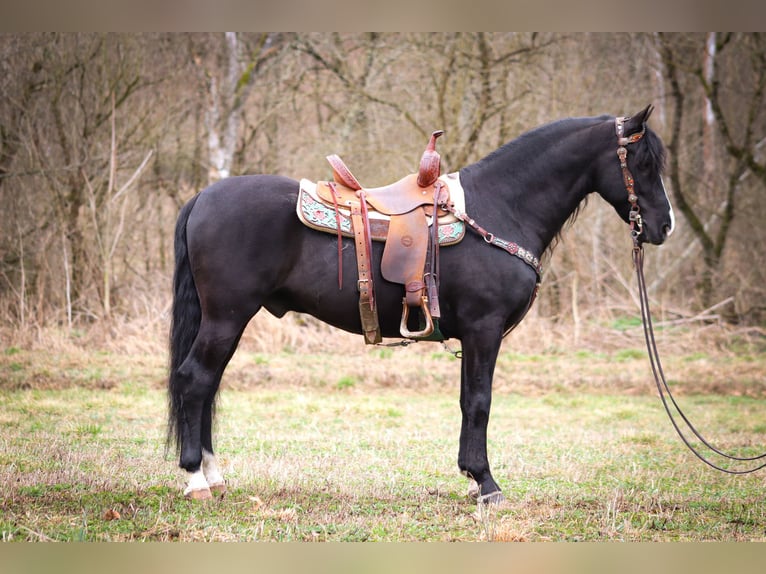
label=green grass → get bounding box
[610,316,644,331]
[2,339,766,541]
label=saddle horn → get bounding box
[417,130,444,188]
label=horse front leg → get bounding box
[458,330,505,504]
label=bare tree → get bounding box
[658,32,766,311]
[294,32,551,179]
[0,34,167,323]
[188,33,282,182]
[83,92,154,317]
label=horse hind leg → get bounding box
[175,317,245,500]
[198,405,226,497]
[189,400,228,499]
[197,330,245,499]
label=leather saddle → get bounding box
[297,130,466,344]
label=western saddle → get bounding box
[297,130,466,344]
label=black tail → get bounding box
[166,194,202,458]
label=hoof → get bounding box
[466,477,505,505]
[209,482,227,497]
[184,487,213,501]
[477,491,506,506]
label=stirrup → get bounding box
[399,296,435,339]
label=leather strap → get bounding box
[442,202,542,277]
[425,182,443,318]
[357,190,376,312]
[615,116,645,245]
[350,192,381,344]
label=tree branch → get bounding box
[657,33,715,256]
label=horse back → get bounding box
[183,176,304,312]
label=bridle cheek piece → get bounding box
[615,116,645,247]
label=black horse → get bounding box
[167,106,674,503]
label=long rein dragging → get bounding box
[619,116,766,474]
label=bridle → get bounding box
[617,116,766,474]
[615,115,646,248]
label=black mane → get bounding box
[472,116,608,174]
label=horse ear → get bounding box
[624,105,654,134]
[640,104,655,123]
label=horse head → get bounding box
[596,105,675,246]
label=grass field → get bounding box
[2,316,766,542]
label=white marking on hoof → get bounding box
[202,449,226,493]
[184,468,211,500]
[185,487,213,501]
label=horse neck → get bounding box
[460,119,609,257]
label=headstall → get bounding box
[615,116,646,247]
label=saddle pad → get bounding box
[297,173,466,246]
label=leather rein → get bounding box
[619,116,766,474]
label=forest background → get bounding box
[1,32,765,351]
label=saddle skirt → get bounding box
[297,172,466,246]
